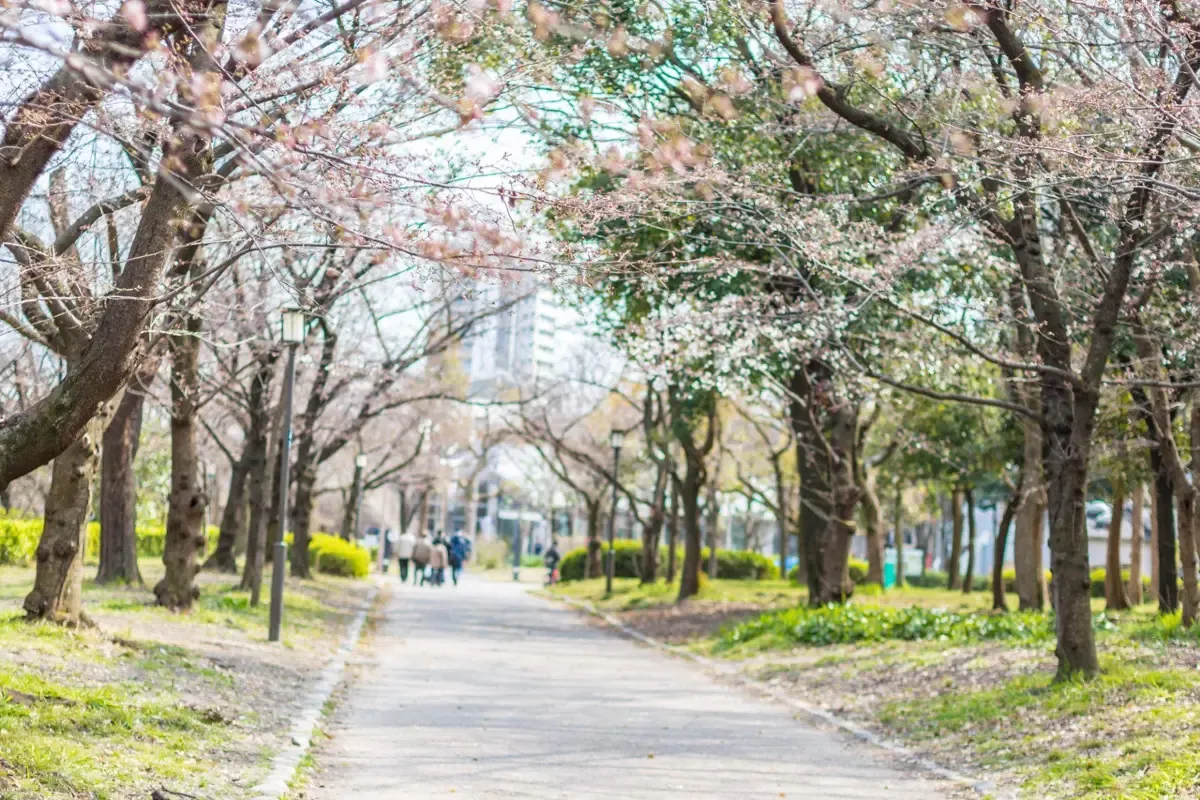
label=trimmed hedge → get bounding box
[559,540,778,582]
[1089,567,1154,602]
[905,570,990,591]
[308,533,370,578]
[83,522,219,562]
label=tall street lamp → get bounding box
[605,430,625,596]
[269,307,305,643]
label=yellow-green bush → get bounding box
[0,516,43,565]
[83,522,218,562]
[308,533,369,578]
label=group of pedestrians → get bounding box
[390,528,472,587]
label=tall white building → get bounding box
[457,278,587,397]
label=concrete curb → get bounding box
[251,585,378,800]
[552,594,1012,800]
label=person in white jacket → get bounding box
[395,528,416,582]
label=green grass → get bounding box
[0,625,232,799]
[0,558,361,798]
[882,661,1200,798]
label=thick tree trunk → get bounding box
[640,465,668,585]
[992,488,1020,611]
[1150,450,1178,612]
[97,384,147,584]
[1040,379,1100,677]
[289,462,317,579]
[339,468,362,541]
[665,479,679,583]
[155,325,206,610]
[640,509,662,584]
[239,358,277,605]
[1106,478,1131,611]
[962,487,977,594]
[1014,417,1046,610]
[893,487,905,589]
[861,470,884,586]
[678,469,704,601]
[790,383,831,600]
[948,487,964,590]
[24,421,101,623]
[816,404,859,605]
[585,500,603,578]
[206,452,249,572]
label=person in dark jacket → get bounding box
[543,540,562,585]
[447,531,471,585]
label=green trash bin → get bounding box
[883,561,896,589]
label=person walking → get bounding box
[448,530,471,586]
[395,526,416,582]
[543,539,562,586]
[430,532,449,587]
[412,531,432,586]
[381,529,395,574]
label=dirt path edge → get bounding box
[251,584,379,800]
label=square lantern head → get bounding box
[280,307,305,344]
[355,454,368,469]
[610,430,625,449]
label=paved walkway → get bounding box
[308,576,950,799]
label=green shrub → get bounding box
[0,516,42,565]
[716,604,1054,651]
[83,522,219,561]
[904,569,989,591]
[307,533,369,578]
[522,554,544,568]
[559,541,778,582]
[1089,567,1154,601]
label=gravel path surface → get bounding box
[307,576,952,799]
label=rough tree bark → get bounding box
[155,316,206,610]
[585,500,603,578]
[861,469,884,586]
[816,404,859,605]
[23,419,102,623]
[97,369,153,584]
[1014,416,1048,610]
[240,359,278,605]
[1150,449,1178,612]
[639,463,669,585]
[205,452,249,572]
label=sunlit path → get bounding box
[306,575,949,799]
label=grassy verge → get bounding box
[0,559,369,799]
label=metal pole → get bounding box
[512,504,523,581]
[269,540,287,641]
[605,445,621,595]
[269,344,297,643]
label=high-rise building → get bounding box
[456,277,585,397]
